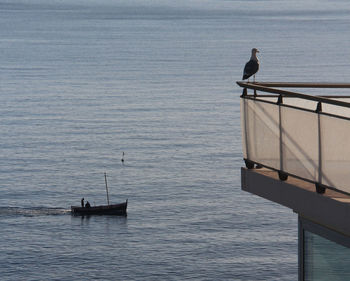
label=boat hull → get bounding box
[71,200,127,216]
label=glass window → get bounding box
[304,230,350,281]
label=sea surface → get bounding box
[1,0,350,280]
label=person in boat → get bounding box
[85,201,91,208]
[81,198,84,208]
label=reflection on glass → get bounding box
[304,230,350,281]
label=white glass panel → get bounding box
[241,94,350,194]
[321,115,350,193]
[257,96,278,103]
[244,99,280,169]
[283,97,318,111]
[322,102,350,118]
[281,107,319,182]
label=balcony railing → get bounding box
[238,81,350,195]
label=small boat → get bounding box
[71,172,128,216]
[71,200,127,216]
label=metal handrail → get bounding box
[247,82,350,88]
[237,81,350,108]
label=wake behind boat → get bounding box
[71,172,128,216]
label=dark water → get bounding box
[1,0,350,280]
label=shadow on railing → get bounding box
[238,81,350,196]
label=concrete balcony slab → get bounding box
[241,167,350,236]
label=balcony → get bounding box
[239,81,350,195]
[238,81,350,237]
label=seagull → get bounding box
[121,152,125,163]
[242,48,260,82]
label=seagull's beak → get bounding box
[256,50,260,53]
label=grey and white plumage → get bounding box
[242,48,259,81]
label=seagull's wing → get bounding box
[243,60,259,80]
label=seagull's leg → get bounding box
[253,74,256,82]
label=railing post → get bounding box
[241,88,247,97]
[242,93,252,169]
[277,95,288,181]
[278,95,283,171]
[315,102,326,194]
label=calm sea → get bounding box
[1,0,350,280]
